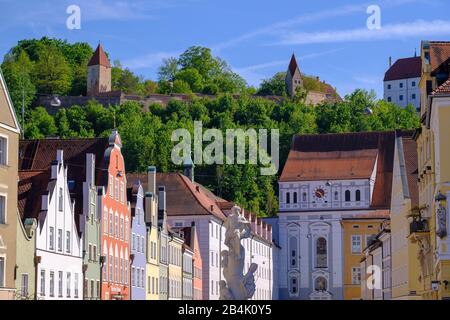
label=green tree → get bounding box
[1,50,36,117]
[158,57,179,82]
[32,46,72,95]
[258,72,287,96]
[172,79,192,94]
[175,68,204,92]
[25,107,57,138]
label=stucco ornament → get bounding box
[437,203,447,239]
[219,206,258,300]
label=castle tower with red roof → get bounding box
[87,44,112,96]
[285,54,303,97]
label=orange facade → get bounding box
[101,133,131,300]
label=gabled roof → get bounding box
[0,67,20,133]
[88,44,111,68]
[384,57,421,81]
[280,130,415,209]
[19,138,110,229]
[429,41,450,75]
[287,54,300,76]
[18,170,50,221]
[126,172,226,221]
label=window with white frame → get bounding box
[0,136,6,165]
[115,178,119,200]
[352,267,361,285]
[316,237,327,268]
[109,175,114,197]
[21,274,29,297]
[109,255,113,282]
[49,271,55,297]
[351,235,362,254]
[58,271,63,297]
[66,231,71,253]
[120,217,124,240]
[115,215,118,237]
[66,272,71,297]
[40,269,45,296]
[0,195,5,224]
[104,209,108,234]
[58,229,62,252]
[49,227,55,250]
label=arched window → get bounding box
[345,190,351,202]
[302,192,307,202]
[316,237,327,268]
[289,236,298,268]
[290,277,298,295]
[315,277,327,292]
[334,191,338,201]
[286,192,290,204]
[293,192,298,204]
[355,190,361,202]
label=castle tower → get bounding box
[87,44,111,96]
[285,54,303,97]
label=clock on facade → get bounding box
[313,186,328,201]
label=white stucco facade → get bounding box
[35,150,83,300]
[384,77,420,110]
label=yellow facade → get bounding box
[390,136,422,300]
[428,94,450,300]
[145,191,160,300]
[415,41,450,300]
[342,219,384,300]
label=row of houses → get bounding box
[360,40,450,300]
[270,40,450,300]
[0,68,276,300]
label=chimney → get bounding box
[389,56,392,68]
[144,192,154,225]
[268,224,272,242]
[86,153,95,186]
[56,150,64,162]
[148,166,156,195]
[183,154,194,182]
[158,186,166,228]
[51,160,58,180]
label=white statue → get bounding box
[219,206,258,300]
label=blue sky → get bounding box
[1,0,450,98]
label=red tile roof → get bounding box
[88,44,111,68]
[384,57,421,81]
[18,170,50,220]
[432,78,450,95]
[19,138,110,232]
[280,130,415,209]
[126,172,226,221]
[429,41,450,75]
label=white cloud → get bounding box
[276,19,450,45]
[212,0,421,52]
